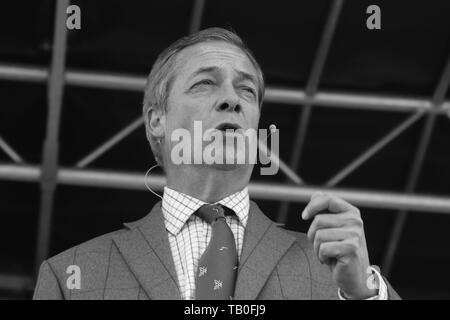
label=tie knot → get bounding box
[195,204,233,224]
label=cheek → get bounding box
[165,104,203,138]
[165,94,191,130]
[248,106,261,128]
[168,96,212,127]
[165,109,191,134]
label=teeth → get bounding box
[222,125,238,130]
[215,123,241,132]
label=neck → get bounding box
[165,164,252,203]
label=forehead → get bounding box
[173,41,258,80]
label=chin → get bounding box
[204,145,251,171]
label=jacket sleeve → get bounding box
[33,260,65,300]
[385,277,401,300]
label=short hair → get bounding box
[142,27,265,168]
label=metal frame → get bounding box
[276,0,344,223]
[1,0,450,294]
[0,136,24,163]
[34,0,70,274]
[1,64,449,113]
[1,164,450,214]
[381,53,450,276]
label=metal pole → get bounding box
[258,140,303,184]
[290,0,344,170]
[2,164,450,214]
[1,64,449,113]
[34,0,69,273]
[0,275,33,292]
[276,0,344,223]
[76,117,144,168]
[74,116,303,182]
[189,0,206,34]
[381,54,450,277]
[0,135,24,163]
[325,111,425,187]
[67,69,146,91]
[264,88,440,112]
[0,64,47,82]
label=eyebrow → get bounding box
[189,66,258,87]
[189,66,220,80]
[235,70,258,88]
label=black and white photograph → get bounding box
[0,0,449,302]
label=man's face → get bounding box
[162,41,261,168]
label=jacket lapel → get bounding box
[112,200,297,300]
[234,201,296,300]
[112,202,181,300]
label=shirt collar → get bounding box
[162,186,250,236]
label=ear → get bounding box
[145,106,166,140]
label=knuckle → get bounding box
[350,237,361,251]
[308,224,317,239]
[349,227,362,239]
[343,238,358,255]
[315,229,324,242]
[314,239,321,254]
[313,191,324,199]
[318,214,327,225]
[313,215,324,228]
[350,214,363,227]
[318,242,327,256]
[329,193,340,201]
[322,193,331,202]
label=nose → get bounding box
[216,85,241,113]
[217,100,241,113]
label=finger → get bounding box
[302,193,330,220]
[318,238,360,265]
[302,194,354,220]
[306,212,356,241]
[312,227,362,261]
[328,195,356,214]
[310,191,324,200]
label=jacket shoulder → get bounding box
[282,228,310,247]
[35,227,135,299]
[47,228,128,267]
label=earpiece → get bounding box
[144,164,163,200]
[260,124,277,143]
[269,124,277,133]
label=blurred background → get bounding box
[1,0,450,299]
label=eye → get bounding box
[241,86,256,97]
[193,79,214,87]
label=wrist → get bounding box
[340,286,378,300]
[340,266,380,299]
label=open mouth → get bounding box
[215,122,242,132]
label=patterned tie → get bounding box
[194,204,238,300]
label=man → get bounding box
[33,28,400,300]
